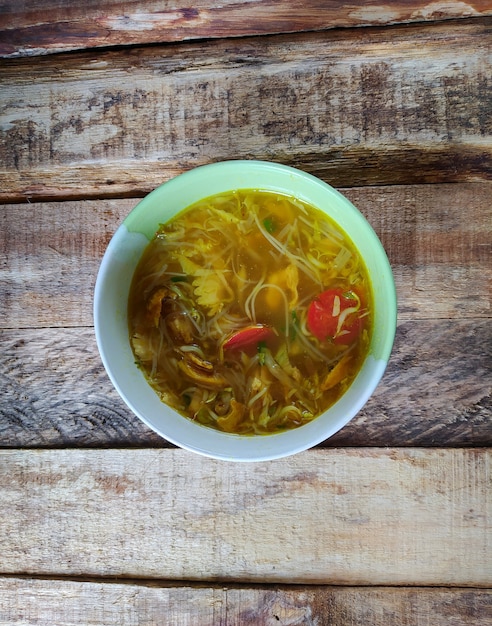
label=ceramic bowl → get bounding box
[94,160,396,461]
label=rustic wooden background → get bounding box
[0,1,491,624]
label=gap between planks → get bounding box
[0,578,490,626]
[2,1,492,58]
[3,572,491,589]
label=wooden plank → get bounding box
[0,19,490,201]
[0,319,490,448]
[1,183,490,330]
[0,326,163,447]
[0,579,490,626]
[0,448,489,584]
[0,197,132,330]
[2,0,492,59]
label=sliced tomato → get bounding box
[333,315,361,344]
[307,288,362,344]
[307,299,338,341]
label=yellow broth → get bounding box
[128,190,373,434]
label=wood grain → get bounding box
[0,19,490,201]
[0,320,490,448]
[1,183,490,330]
[0,578,490,625]
[1,0,491,58]
[0,448,489,584]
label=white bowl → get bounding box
[94,160,396,461]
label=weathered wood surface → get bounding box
[1,320,490,448]
[1,579,490,626]
[1,183,490,330]
[2,0,492,58]
[1,19,491,202]
[0,8,490,621]
[0,448,490,585]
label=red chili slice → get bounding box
[222,324,276,352]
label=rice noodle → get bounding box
[247,282,290,338]
[248,385,269,408]
[253,212,321,285]
[298,213,343,243]
[276,223,292,242]
[336,306,359,336]
[262,350,315,412]
[333,247,352,270]
[289,197,309,215]
[244,274,267,322]
[296,314,340,364]
[179,344,206,358]
[306,253,328,270]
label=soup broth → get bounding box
[128,190,372,435]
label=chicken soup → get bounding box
[128,189,373,434]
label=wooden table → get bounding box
[0,2,491,623]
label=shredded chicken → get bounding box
[131,333,153,362]
[321,354,352,391]
[216,399,246,432]
[264,263,299,310]
[193,272,228,316]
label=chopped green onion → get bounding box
[289,310,299,340]
[263,217,275,233]
[257,340,267,365]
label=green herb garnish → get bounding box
[257,340,267,365]
[263,217,275,233]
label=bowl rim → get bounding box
[94,159,397,461]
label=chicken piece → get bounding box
[214,390,233,416]
[165,312,195,344]
[263,264,299,312]
[178,352,226,389]
[146,287,177,327]
[216,399,246,432]
[321,354,352,391]
[185,351,214,372]
[131,333,153,362]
